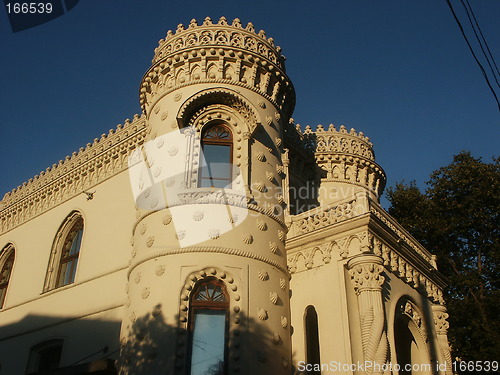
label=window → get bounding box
[56,216,83,287]
[304,305,321,375]
[199,124,233,188]
[44,212,84,291]
[26,339,63,374]
[189,278,229,375]
[0,244,15,309]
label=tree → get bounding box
[386,152,500,364]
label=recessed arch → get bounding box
[176,87,260,134]
[393,297,432,375]
[304,305,321,374]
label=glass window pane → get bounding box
[200,144,231,188]
[69,229,83,256]
[190,310,226,375]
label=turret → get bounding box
[120,17,295,375]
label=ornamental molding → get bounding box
[347,255,385,294]
[432,305,450,335]
[153,17,285,68]
[140,17,295,117]
[398,298,427,342]
[178,88,259,134]
[0,115,147,234]
[286,224,445,304]
[128,245,288,277]
[287,232,362,273]
[287,195,367,238]
[369,202,434,265]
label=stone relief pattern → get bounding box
[141,54,291,116]
[347,260,389,371]
[289,197,358,236]
[287,234,353,273]
[286,229,444,304]
[141,18,295,116]
[284,123,385,197]
[432,306,453,374]
[302,124,374,159]
[399,299,427,341]
[152,17,284,68]
[177,267,241,373]
[0,115,147,234]
[374,235,444,304]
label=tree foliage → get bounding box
[386,152,500,363]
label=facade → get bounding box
[0,17,453,375]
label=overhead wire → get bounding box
[459,0,500,87]
[463,0,500,81]
[444,0,500,111]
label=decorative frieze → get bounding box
[141,17,295,116]
[0,115,147,234]
[287,228,444,304]
[288,196,361,237]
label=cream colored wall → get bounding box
[289,261,354,370]
[0,170,136,373]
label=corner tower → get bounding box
[120,17,295,374]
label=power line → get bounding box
[464,0,500,80]
[459,0,500,87]
[445,0,500,111]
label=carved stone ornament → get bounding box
[432,304,450,335]
[347,255,385,294]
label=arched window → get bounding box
[199,124,233,188]
[188,278,229,375]
[0,244,15,309]
[44,212,84,291]
[26,339,63,374]
[304,305,321,375]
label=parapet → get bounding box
[140,17,295,118]
[153,17,285,69]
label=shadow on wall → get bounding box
[0,313,121,374]
[120,308,294,375]
[1,309,298,374]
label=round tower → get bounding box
[301,124,386,206]
[120,17,295,375]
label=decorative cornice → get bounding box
[152,17,285,68]
[369,201,434,265]
[140,18,295,118]
[0,115,147,234]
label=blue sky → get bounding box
[1,0,498,208]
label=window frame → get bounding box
[26,338,64,374]
[0,243,15,309]
[187,277,230,375]
[43,212,84,292]
[199,123,234,189]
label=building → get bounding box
[0,17,453,375]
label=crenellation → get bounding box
[0,115,146,233]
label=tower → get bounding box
[120,17,295,374]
